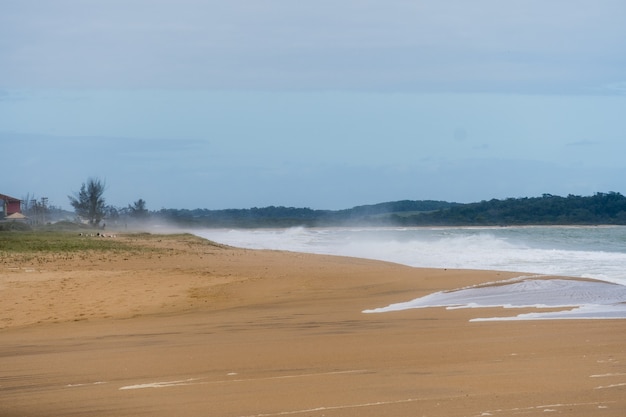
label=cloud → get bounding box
[1,0,625,93]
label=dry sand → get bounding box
[1,233,625,416]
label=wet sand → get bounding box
[1,233,625,416]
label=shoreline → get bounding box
[191,225,626,286]
[1,232,625,416]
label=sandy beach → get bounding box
[1,232,625,416]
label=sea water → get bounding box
[193,226,626,320]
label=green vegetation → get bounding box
[152,192,626,228]
[6,186,626,230]
[0,231,132,253]
[12,178,153,228]
[396,192,626,226]
[68,177,107,226]
[154,200,459,228]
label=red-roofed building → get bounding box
[0,194,22,218]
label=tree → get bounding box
[129,198,149,219]
[68,178,107,226]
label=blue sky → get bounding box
[1,1,625,211]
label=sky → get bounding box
[1,0,625,211]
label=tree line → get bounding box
[392,192,626,226]
[153,192,626,227]
[155,200,460,228]
[20,177,626,229]
[154,192,626,228]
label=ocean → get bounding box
[193,226,626,321]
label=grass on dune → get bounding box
[0,230,133,253]
[0,229,174,267]
[0,220,224,262]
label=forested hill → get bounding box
[394,192,626,226]
[155,192,626,228]
[156,200,458,228]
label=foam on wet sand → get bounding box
[363,276,626,320]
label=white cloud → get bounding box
[1,0,624,92]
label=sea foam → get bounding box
[362,277,626,320]
[194,226,626,320]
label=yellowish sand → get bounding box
[1,233,625,416]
